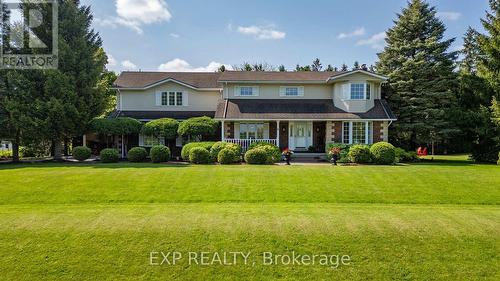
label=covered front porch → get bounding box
[221,120,328,152]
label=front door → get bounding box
[289,122,312,150]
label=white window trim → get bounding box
[342,121,373,144]
[158,91,188,107]
[280,86,304,97]
[234,86,260,97]
[343,82,372,101]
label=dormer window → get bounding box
[344,83,372,100]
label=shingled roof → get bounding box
[218,71,345,82]
[113,72,222,89]
[215,99,396,120]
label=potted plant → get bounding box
[282,148,293,165]
[329,147,341,166]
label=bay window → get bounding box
[349,83,372,100]
[342,121,373,144]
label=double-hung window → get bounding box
[280,86,304,97]
[239,123,264,139]
[240,87,254,96]
[161,91,183,106]
[349,83,372,100]
[342,121,373,144]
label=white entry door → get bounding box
[289,122,312,150]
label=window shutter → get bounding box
[183,92,189,106]
[253,86,259,96]
[155,92,161,106]
[342,84,349,100]
[298,86,304,97]
[279,87,285,97]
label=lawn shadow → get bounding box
[0,161,192,170]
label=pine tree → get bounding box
[352,61,360,70]
[376,0,458,149]
[340,64,348,71]
[311,58,322,71]
[325,64,334,71]
[278,65,286,72]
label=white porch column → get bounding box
[82,134,87,147]
[121,134,125,158]
[276,120,280,147]
[221,121,225,141]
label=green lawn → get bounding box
[0,160,499,280]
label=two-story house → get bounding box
[110,70,396,156]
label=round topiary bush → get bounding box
[127,147,148,162]
[150,145,171,163]
[210,142,241,162]
[218,148,240,164]
[348,145,372,163]
[100,148,120,163]
[248,143,281,163]
[72,146,91,161]
[181,142,216,161]
[244,148,269,165]
[189,147,210,164]
[370,142,396,165]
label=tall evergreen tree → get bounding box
[325,64,334,72]
[352,61,360,70]
[311,58,322,71]
[340,63,348,71]
[278,65,286,72]
[376,0,458,149]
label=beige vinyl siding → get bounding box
[225,84,333,99]
[120,81,221,111]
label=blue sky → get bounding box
[81,0,491,73]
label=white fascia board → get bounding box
[327,70,388,82]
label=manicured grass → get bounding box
[0,159,498,280]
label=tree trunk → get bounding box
[12,130,20,163]
[53,140,63,161]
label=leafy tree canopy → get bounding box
[177,116,218,139]
[89,117,143,135]
[141,118,179,139]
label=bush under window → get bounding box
[210,142,241,162]
[218,148,240,164]
[326,143,351,163]
[181,142,216,161]
[244,148,269,165]
[100,148,120,163]
[370,142,396,165]
[348,145,372,164]
[189,147,211,164]
[72,146,91,161]
[150,145,171,163]
[248,142,281,163]
[128,147,148,162]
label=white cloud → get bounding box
[158,58,233,72]
[236,25,286,40]
[338,27,366,39]
[170,33,180,38]
[356,32,387,50]
[95,0,171,34]
[436,12,461,21]
[121,60,138,70]
[107,54,117,67]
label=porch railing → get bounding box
[224,139,278,152]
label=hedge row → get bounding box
[327,142,418,165]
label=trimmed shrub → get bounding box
[128,147,148,162]
[348,145,372,163]
[181,142,216,161]
[248,142,281,163]
[141,118,179,139]
[72,146,91,161]
[370,142,396,165]
[90,117,142,135]
[395,147,419,163]
[210,142,241,162]
[177,116,219,139]
[100,148,120,163]
[189,147,210,164]
[150,145,171,163]
[244,148,269,165]
[0,150,12,160]
[218,148,240,164]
